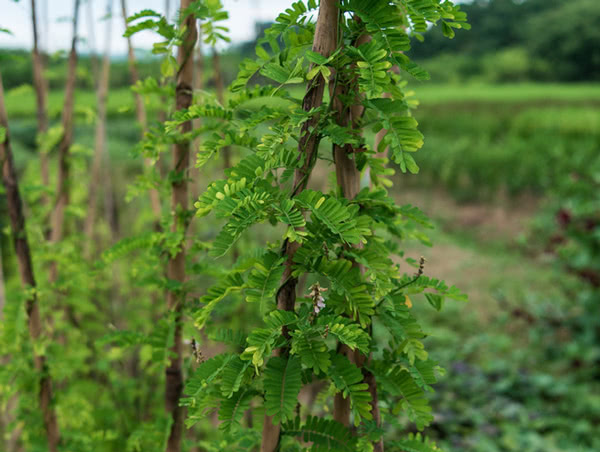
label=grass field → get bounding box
[5,82,600,119]
[412,82,600,104]
[4,86,155,119]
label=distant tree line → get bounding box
[409,0,600,82]
[1,0,598,90]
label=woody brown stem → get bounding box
[165,3,196,452]
[0,71,61,452]
[30,0,50,200]
[260,2,339,451]
[331,29,384,451]
[49,0,80,283]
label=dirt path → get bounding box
[397,188,569,324]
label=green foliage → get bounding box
[527,0,600,81]
[195,272,245,329]
[409,0,598,83]
[389,433,441,452]
[329,354,373,424]
[244,251,285,312]
[406,86,600,201]
[263,356,303,423]
[374,363,433,430]
[282,416,357,451]
[218,388,255,433]
[179,0,468,448]
[0,0,471,450]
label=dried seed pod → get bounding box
[191,338,204,363]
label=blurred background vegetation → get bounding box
[1,0,599,451]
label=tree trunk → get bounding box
[331,29,384,450]
[30,0,50,197]
[84,0,112,254]
[331,75,360,431]
[49,0,80,282]
[260,2,339,451]
[165,2,196,451]
[120,0,163,223]
[0,70,61,452]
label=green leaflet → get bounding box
[165,104,233,133]
[125,9,161,23]
[210,194,273,257]
[101,232,158,265]
[245,251,286,314]
[379,300,426,343]
[195,272,245,329]
[290,325,331,374]
[221,356,252,398]
[329,354,373,425]
[295,190,364,245]
[242,310,297,370]
[182,353,239,427]
[352,40,394,98]
[183,353,236,400]
[373,364,433,431]
[282,416,357,451]
[275,199,306,243]
[388,433,442,452]
[218,388,256,433]
[210,328,247,349]
[263,356,303,424]
[317,259,375,327]
[316,314,371,355]
[270,0,317,36]
[401,275,469,306]
[396,357,440,393]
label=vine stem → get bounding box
[165,2,197,452]
[261,2,340,451]
[330,20,385,450]
[49,0,80,282]
[375,274,423,311]
[30,0,50,204]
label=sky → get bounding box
[0,0,280,55]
